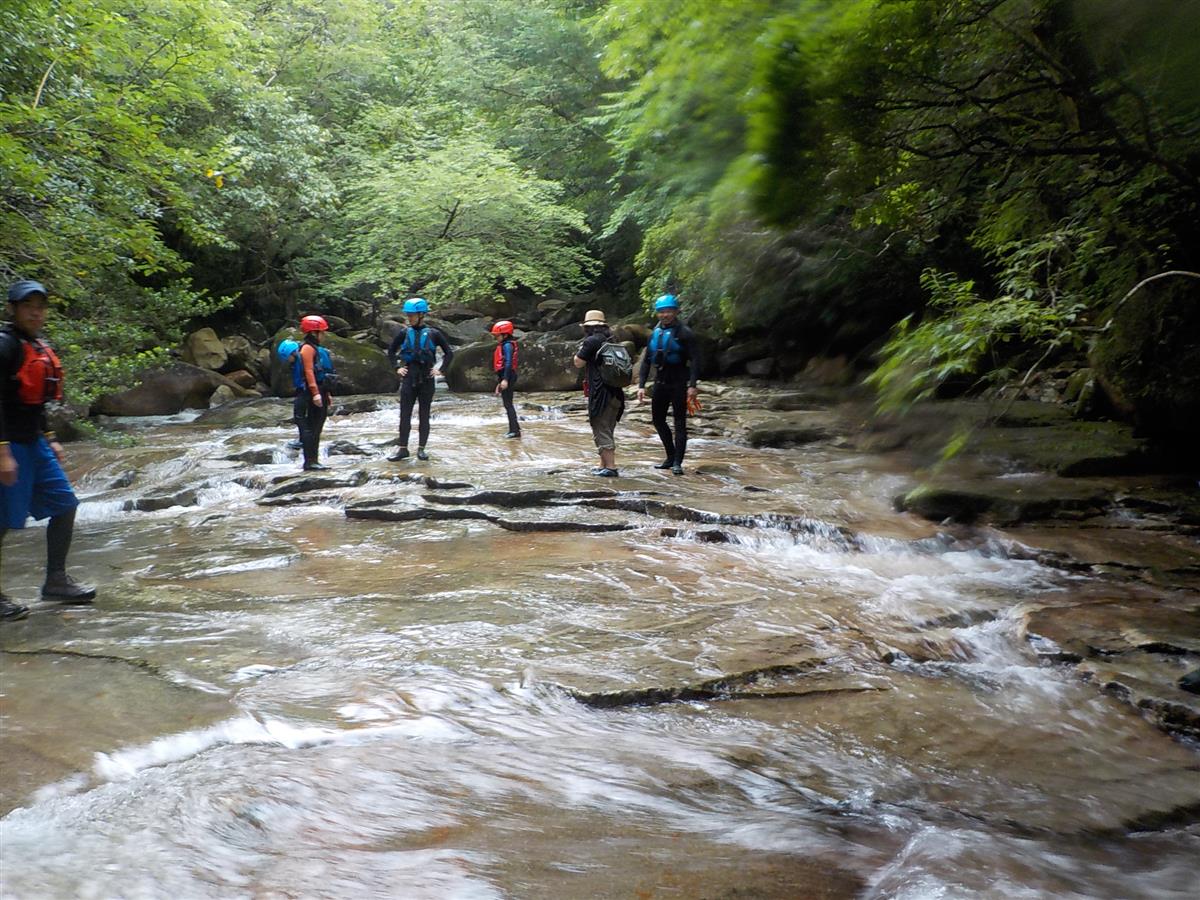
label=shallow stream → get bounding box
[1,391,1197,898]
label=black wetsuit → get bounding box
[293,339,332,468]
[637,320,700,464]
[495,338,520,435]
[387,325,454,449]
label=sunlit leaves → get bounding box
[338,136,596,303]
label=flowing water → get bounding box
[1,391,1197,899]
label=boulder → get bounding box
[445,338,583,393]
[224,369,257,389]
[378,318,403,349]
[93,363,257,416]
[268,329,396,397]
[427,316,493,347]
[322,314,352,335]
[181,327,227,371]
[718,338,772,375]
[803,355,854,387]
[539,298,594,332]
[745,358,776,378]
[430,304,487,323]
[611,322,652,348]
[220,335,256,374]
[194,397,293,427]
[208,384,240,407]
[44,402,88,443]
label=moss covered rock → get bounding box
[269,329,396,397]
[1091,274,1200,440]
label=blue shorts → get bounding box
[0,437,79,529]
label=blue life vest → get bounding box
[290,342,334,391]
[649,325,683,366]
[400,327,436,366]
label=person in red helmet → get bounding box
[1,280,96,620]
[294,315,335,471]
[491,320,521,438]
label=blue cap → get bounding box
[403,297,429,314]
[654,293,679,311]
[8,280,47,303]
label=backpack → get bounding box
[280,339,333,390]
[597,341,633,388]
[400,327,436,367]
[649,325,683,367]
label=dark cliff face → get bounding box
[1090,274,1200,443]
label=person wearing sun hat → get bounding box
[572,309,624,477]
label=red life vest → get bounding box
[14,337,64,405]
[493,340,518,373]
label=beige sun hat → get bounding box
[581,309,607,326]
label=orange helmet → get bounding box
[491,320,514,335]
[300,315,329,333]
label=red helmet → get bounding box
[491,320,514,335]
[300,315,329,333]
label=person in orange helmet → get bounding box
[293,315,335,471]
[491,320,521,439]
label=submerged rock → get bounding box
[895,479,1110,526]
[122,489,199,512]
[345,502,634,533]
[1023,598,1200,739]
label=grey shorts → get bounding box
[589,395,621,451]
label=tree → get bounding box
[337,134,596,304]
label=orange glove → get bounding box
[687,395,702,416]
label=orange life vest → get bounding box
[493,340,518,373]
[14,337,64,405]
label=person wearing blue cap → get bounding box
[637,294,701,475]
[385,298,454,461]
[1,280,96,620]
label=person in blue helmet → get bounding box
[637,294,701,475]
[386,298,453,461]
[0,280,96,621]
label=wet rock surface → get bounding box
[4,384,1200,898]
[1023,596,1200,739]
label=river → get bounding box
[1,388,1197,898]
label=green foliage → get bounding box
[0,0,246,395]
[867,220,1101,412]
[740,0,1198,407]
[338,135,596,303]
[2,0,1194,416]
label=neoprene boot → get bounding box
[0,595,30,621]
[42,571,96,604]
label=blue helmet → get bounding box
[403,297,429,314]
[653,294,679,312]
